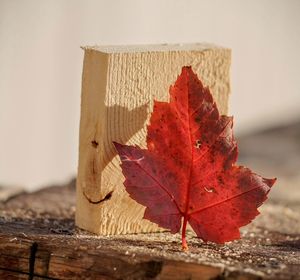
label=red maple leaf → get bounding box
[113,66,276,250]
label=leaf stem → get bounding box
[182,215,188,250]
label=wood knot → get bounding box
[91,140,99,148]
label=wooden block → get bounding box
[76,44,231,235]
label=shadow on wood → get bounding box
[102,103,149,168]
[81,103,148,203]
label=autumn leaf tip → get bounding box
[112,140,118,146]
[112,141,124,152]
[181,65,193,74]
[265,177,277,187]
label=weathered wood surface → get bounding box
[76,44,231,236]
[0,180,299,279]
[0,120,300,279]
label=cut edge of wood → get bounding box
[75,49,110,234]
[81,42,230,54]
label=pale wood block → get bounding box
[76,44,231,235]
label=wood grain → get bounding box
[76,44,231,235]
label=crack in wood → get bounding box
[29,242,38,280]
[0,267,58,280]
[142,260,163,278]
[83,190,113,204]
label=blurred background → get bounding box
[0,0,299,195]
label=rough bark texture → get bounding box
[76,44,231,235]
